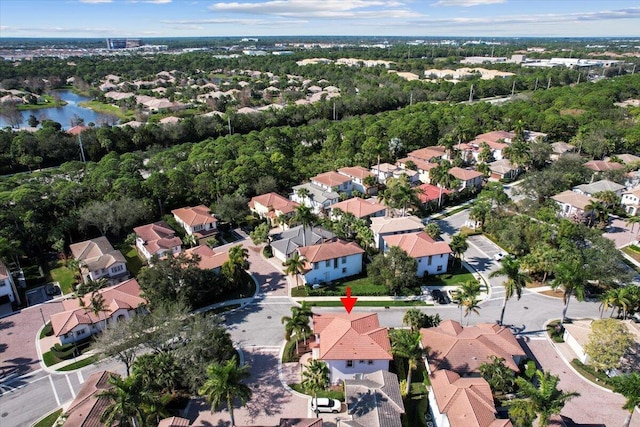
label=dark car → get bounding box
[431,289,450,305]
[45,284,58,296]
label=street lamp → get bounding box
[39,308,46,326]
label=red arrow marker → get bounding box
[340,287,357,314]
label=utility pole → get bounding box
[227,115,232,136]
[511,80,516,96]
[534,77,538,91]
[78,134,86,163]
[547,76,551,90]
[333,102,336,121]
[410,92,413,106]
[468,84,474,103]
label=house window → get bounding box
[368,360,374,365]
[428,256,432,266]
[341,256,347,264]
[437,265,443,272]
[325,260,331,267]
[313,263,318,270]
[346,360,353,368]
[334,259,338,269]
[359,360,365,364]
[342,268,346,273]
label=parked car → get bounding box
[493,252,505,261]
[431,289,450,305]
[45,283,59,296]
[310,397,341,413]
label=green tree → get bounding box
[479,355,516,396]
[552,260,586,325]
[302,359,330,395]
[281,304,311,354]
[390,329,424,396]
[449,233,468,266]
[249,222,270,245]
[423,222,441,240]
[198,356,252,427]
[290,204,317,247]
[584,318,634,372]
[214,194,250,226]
[469,199,492,230]
[508,369,579,427]
[368,246,417,295]
[99,375,166,427]
[222,244,250,287]
[609,372,640,427]
[403,308,427,332]
[283,252,306,289]
[489,257,531,326]
[381,174,420,216]
[457,280,482,325]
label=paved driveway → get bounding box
[523,338,639,427]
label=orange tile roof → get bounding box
[420,320,525,374]
[298,239,364,263]
[383,232,452,258]
[583,160,624,172]
[312,171,352,187]
[397,157,439,172]
[249,192,299,215]
[471,130,513,145]
[338,166,374,180]
[63,371,118,427]
[51,279,146,337]
[181,245,229,270]
[417,184,452,203]
[430,370,512,427]
[448,167,484,181]
[407,146,446,162]
[551,190,593,210]
[313,313,392,361]
[171,205,217,226]
[330,197,386,218]
[134,221,182,255]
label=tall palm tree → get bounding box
[462,296,481,326]
[403,308,427,332]
[552,260,586,325]
[183,234,197,248]
[301,359,330,395]
[281,308,311,354]
[291,300,313,346]
[450,233,468,266]
[599,288,618,318]
[222,244,249,286]
[508,369,579,427]
[456,280,481,323]
[625,216,640,234]
[290,204,317,247]
[390,329,424,396]
[584,200,609,228]
[489,257,531,326]
[198,356,252,427]
[99,375,149,427]
[609,372,640,427]
[283,252,306,289]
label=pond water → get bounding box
[0,90,119,130]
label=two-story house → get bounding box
[337,166,376,195]
[551,190,594,219]
[311,171,353,196]
[271,226,336,262]
[622,187,640,216]
[180,245,229,275]
[447,167,484,191]
[249,192,299,226]
[0,261,20,307]
[298,239,364,285]
[329,197,386,220]
[171,205,218,238]
[382,232,452,276]
[573,179,625,198]
[291,183,340,214]
[69,237,129,285]
[50,279,146,344]
[396,157,439,184]
[311,313,393,382]
[134,221,182,262]
[369,215,424,249]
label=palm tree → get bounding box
[390,329,424,396]
[302,359,330,395]
[403,308,427,332]
[281,308,311,355]
[283,252,306,289]
[296,187,310,206]
[469,199,491,230]
[584,200,609,228]
[222,244,249,286]
[291,300,313,346]
[599,288,618,318]
[198,356,252,427]
[99,375,148,427]
[489,257,531,326]
[450,233,468,266]
[290,204,317,247]
[462,296,481,326]
[626,216,640,234]
[456,280,481,323]
[423,223,441,240]
[551,260,586,325]
[183,233,197,248]
[503,140,531,171]
[479,355,516,396]
[609,372,640,427]
[508,369,579,427]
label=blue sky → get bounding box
[1,0,639,38]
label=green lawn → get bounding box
[49,264,76,295]
[42,351,59,367]
[422,265,477,287]
[57,356,99,372]
[306,300,428,307]
[117,244,145,276]
[79,100,134,120]
[289,383,344,401]
[33,409,63,427]
[622,246,640,264]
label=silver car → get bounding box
[310,397,341,413]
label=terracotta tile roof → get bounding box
[397,157,438,172]
[172,205,217,227]
[471,130,513,145]
[338,166,374,180]
[51,279,146,337]
[330,197,386,218]
[298,239,364,264]
[371,163,399,174]
[420,320,525,374]
[313,313,392,361]
[551,190,594,211]
[383,232,452,258]
[0,260,10,281]
[430,370,512,427]
[63,371,118,427]
[407,146,446,162]
[416,184,451,203]
[624,186,640,198]
[583,160,624,172]
[181,245,229,270]
[69,237,126,272]
[134,221,182,256]
[67,125,88,136]
[249,192,299,215]
[370,216,423,235]
[312,171,352,187]
[448,167,484,181]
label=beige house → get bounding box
[172,205,218,238]
[551,190,594,219]
[370,215,424,249]
[69,237,128,285]
[249,192,299,226]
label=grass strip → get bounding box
[57,355,99,372]
[33,409,63,427]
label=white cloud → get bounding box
[162,18,308,26]
[431,0,505,6]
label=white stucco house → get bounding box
[50,279,146,345]
[291,183,340,214]
[369,215,424,249]
[622,187,640,216]
[133,221,182,262]
[311,313,393,382]
[171,205,218,238]
[69,237,129,285]
[551,190,594,219]
[298,239,364,285]
[382,231,452,276]
[311,171,353,196]
[0,261,19,306]
[337,166,376,195]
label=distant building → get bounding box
[106,38,142,49]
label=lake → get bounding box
[0,90,119,130]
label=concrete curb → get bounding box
[277,340,311,401]
[29,406,63,427]
[541,318,614,394]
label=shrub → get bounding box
[547,321,564,343]
[40,322,53,338]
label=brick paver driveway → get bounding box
[524,338,639,427]
[1,301,64,378]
